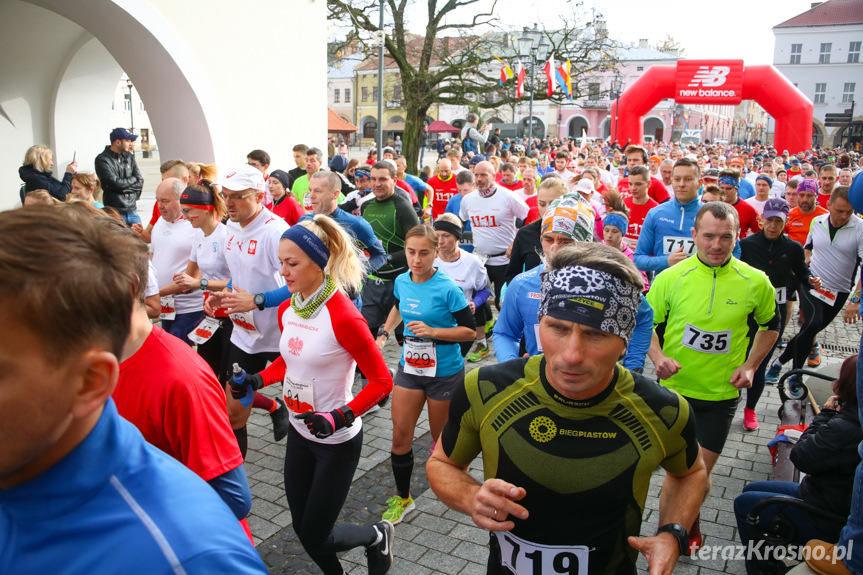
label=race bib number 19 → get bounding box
[494,532,589,575]
[681,323,731,354]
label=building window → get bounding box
[345,88,351,103]
[850,41,861,63]
[843,82,856,103]
[790,43,802,64]
[588,83,600,99]
[372,87,378,102]
[393,84,402,101]
[334,88,340,103]
[819,43,831,64]
[363,120,377,139]
[815,82,827,104]
[361,87,368,102]
[636,66,643,71]
[124,93,131,111]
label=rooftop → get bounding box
[774,0,863,28]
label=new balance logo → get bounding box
[688,66,730,87]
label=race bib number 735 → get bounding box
[681,323,730,354]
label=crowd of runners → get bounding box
[6,122,863,575]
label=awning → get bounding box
[327,108,358,133]
[427,120,459,133]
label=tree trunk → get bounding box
[401,102,429,175]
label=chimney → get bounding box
[639,38,649,49]
[595,18,608,41]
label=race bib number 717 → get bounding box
[662,236,696,255]
[681,323,731,354]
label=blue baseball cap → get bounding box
[110,127,137,142]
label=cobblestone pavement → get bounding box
[135,155,863,573]
[245,311,861,575]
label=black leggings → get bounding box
[747,301,788,410]
[284,425,376,575]
[778,289,849,369]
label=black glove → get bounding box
[294,406,355,439]
[229,367,263,400]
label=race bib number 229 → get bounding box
[681,323,730,354]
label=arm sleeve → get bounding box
[623,297,653,371]
[332,305,393,416]
[452,305,477,331]
[440,369,482,465]
[129,157,144,195]
[257,300,290,386]
[471,289,491,308]
[646,275,669,325]
[732,238,742,259]
[492,280,525,362]
[510,194,530,221]
[660,394,701,475]
[633,211,668,272]
[206,465,252,520]
[262,285,292,308]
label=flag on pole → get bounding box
[494,55,513,85]
[565,60,573,100]
[515,60,525,98]
[543,53,556,97]
[581,128,588,149]
[682,113,690,129]
[555,60,571,98]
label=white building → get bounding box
[773,0,863,148]
[327,54,364,144]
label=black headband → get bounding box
[433,220,463,240]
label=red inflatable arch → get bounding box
[610,60,814,153]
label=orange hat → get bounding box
[649,155,661,163]
[729,158,744,167]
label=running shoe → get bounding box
[743,408,759,431]
[808,342,822,368]
[467,343,490,362]
[366,520,394,575]
[382,495,415,525]
[271,397,290,442]
[485,316,497,335]
[686,515,704,556]
[765,362,782,384]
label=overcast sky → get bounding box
[394,0,819,65]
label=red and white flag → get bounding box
[516,61,525,98]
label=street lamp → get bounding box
[126,78,134,136]
[517,24,549,147]
[611,73,623,146]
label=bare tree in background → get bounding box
[328,0,617,171]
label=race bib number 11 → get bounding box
[681,323,731,354]
[494,532,589,575]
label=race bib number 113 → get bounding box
[681,323,731,354]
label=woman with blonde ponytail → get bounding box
[229,213,396,575]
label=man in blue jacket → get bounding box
[635,158,739,274]
[0,207,266,574]
[495,194,654,372]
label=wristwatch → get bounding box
[656,523,689,555]
[254,293,266,311]
[199,278,209,291]
[377,328,390,340]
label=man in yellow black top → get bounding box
[647,201,779,552]
[427,243,706,575]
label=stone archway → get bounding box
[643,116,665,142]
[567,115,589,138]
